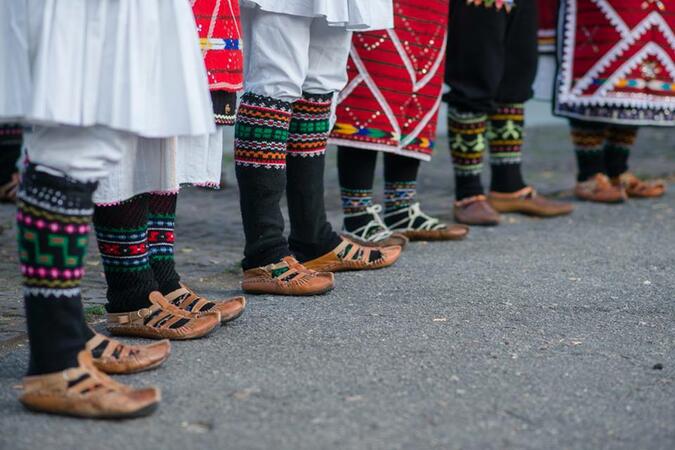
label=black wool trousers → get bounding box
[444,0,539,113]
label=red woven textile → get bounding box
[555,0,675,125]
[330,0,450,161]
[192,0,244,92]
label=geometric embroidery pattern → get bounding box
[341,188,373,214]
[384,181,417,211]
[234,92,292,169]
[448,110,488,177]
[288,93,333,158]
[330,0,450,160]
[148,213,175,262]
[488,103,525,166]
[95,225,150,272]
[17,164,96,300]
[555,0,675,125]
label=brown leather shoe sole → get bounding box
[20,351,160,419]
[216,297,247,322]
[575,174,627,203]
[243,275,335,296]
[342,232,409,249]
[303,240,402,273]
[166,285,247,324]
[453,195,501,226]
[242,257,335,296]
[107,292,221,340]
[21,395,160,420]
[488,187,574,217]
[612,173,667,199]
[574,187,626,203]
[87,333,171,375]
[488,197,575,216]
[401,224,469,241]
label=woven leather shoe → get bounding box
[575,173,626,203]
[242,256,334,296]
[20,351,160,419]
[454,195,501,226]
[106,292,220,340]
[165,284,246,324]
[611,172,666,199]
[86,332,171,374]
[302,238,401,273]
[489,186,574,217]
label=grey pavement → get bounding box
[0,122,674,450]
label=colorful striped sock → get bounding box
[605,126,637,178]
[287,92,341,261]
[570,121,607,182]
[17,163,96,375]
[384,181,417,213]
[287,93,332,158]
[147,192,181,295]
[448,109,487,200]
[341,188,373,215]
[94,194,158,313]
[488,103,526,193]
[234,92,294,269]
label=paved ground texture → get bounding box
[0,124,674,450]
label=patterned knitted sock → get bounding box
[382,153,426,228]
[570,120,607,182]
[337,146,378,234]
[147,192,181,295]
[605,126,638,178]
[286,92,341,262]
[235,92,293,270]
[448,109,487,200]
[488,103,527,193]
[17,163,96,375]
[94,194,158,313]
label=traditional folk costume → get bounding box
[93,0,246,345]
[445,0,574,226]
[328,0,469,246]
[234,0,402,296]
[553,0,671,201]
[0,0,234,419]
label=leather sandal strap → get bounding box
[277,267,299,281]
[86,333,106,350]
[455,194,487,208]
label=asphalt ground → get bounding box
[0,124,673,450]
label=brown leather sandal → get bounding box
[242,256,334,296]
[165,284,246,324]
[106,292,220,340]
[302,238,401,273]
[488,186,574,217]
[454,195,501,226]
[611,172,666,198]
[575,173,626,203]
[19,351,160,419]
[86,332,171,374]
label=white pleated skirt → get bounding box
[0,0,214,138]
[1,0,223,204]
[241,0,393,31]
[93,127,224,205]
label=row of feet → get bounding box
[18,237,404,419]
